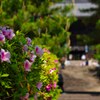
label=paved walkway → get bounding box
[58,60,100,100]
[58,93,100,100]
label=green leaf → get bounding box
[1,81,5,86]
[5,85,12,89]
[16,30,20,35]
[1,74,9,77]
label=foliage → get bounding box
[31,15,72,57]
[94,44,100,62]
[0,0,62,17]
[92,20,100,60]
[0,27,60,100]
[0,0,74,57]
[75,19,100,45]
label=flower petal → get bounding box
[24,60,32,72]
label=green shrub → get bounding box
[0,27,60,100]
[94,44,100,62]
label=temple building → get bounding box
[67,0,98,59]
[51,0,98,59]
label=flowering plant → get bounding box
[0,27,60,100]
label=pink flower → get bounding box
[6,29,15,40]
[36,82,43,90]
[30,55,37,62]
[35,46,43,57]
[45,84,52,92]
[26,37,32,46]
[53,82,57,88]
[43,48,50,54]
[24,60,32,72]
[50,69,54,74]
[0,34,5,43]
[2,28,15,40]
[49,68,56,74]
[54,60,58,64]
[20,93,29,100]
[0,49,11,63]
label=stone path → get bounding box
[58,60,100,100]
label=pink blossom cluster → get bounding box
[0,27,15,63]
[43,48,50,54]
[24,52,37,72]
[49,68,56,74]
[54,59,58,64]
[23,37,43,72]
[0,27,15,43]
[45,82,57,92]
[0,26,58,99]
[22,37,32,52]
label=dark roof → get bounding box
[66,0,89,3]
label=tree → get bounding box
[0,0,75,57]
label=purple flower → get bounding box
[26,37,32,46]
[23,44,28,52]
[35,46,43,57]
[2,27,7,36]
[24,60,32,72]
[0,34,5,43]
[2,28,15,40]
[30,55,37,62]
[6,29,15,40]
[0,49,11,63]
[36,82,43,90]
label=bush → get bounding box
[94,44,100,62]
[0,27,60,100]
[0,0,74,57]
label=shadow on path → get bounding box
[62,91,100,96]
